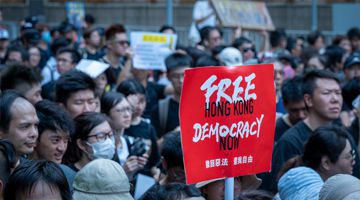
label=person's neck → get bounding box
[131,116,142,125]
[85,45,97,54]
[75,155,90,171]
[106,52,120,67]
[114,129,125,148]
[303,113,332,131]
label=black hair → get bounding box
[165,52,193,72]
[324,45,346,72]
[50,37,71,56]
[0,90,24,133]
[347,27,360,40]
[4,160,71,200]
[195,55,221,67]
[56,47,81,64]
[116,78,146,97]
[35,99,74,138]
[0,140,17,186]
[270,28,287,48]
[101,91,126,115]
[303,125,349,170]
[5,45,29,62]
[161,131,183,169]
[237,190,274,200]
[55,70,96,105]
[342,77,360,109]
[233,36,252,49]
[84,14,95,25]
[140,183,202,200]
[301,69,340,96]
[63,112,108,164]
[281,76,303,104]
[307,30,324,46]
[199,26,223,44]
[105,24,126,41]
[0,64,42,94]
[159,25,176,33]
[83,28,99,40]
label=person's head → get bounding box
[4,160,71,200]
[165,53,193,96]
[319,174,360,200]
[286,36,304,58]
[0,140,17,198]
[324,45,346,72]
[21,28,40,48]
[116,79,146,118]
[302,69,342,121]
[332,35,352,54]
[347,27,360,52]
[344,52,360,80]
[273,61,284,92]
[195,55,220,67]
[33,100,74,164]
[72,159,133,200]
[101,92,132,130]
[159,25,176,34]
[56,47,81,74]
[307,31,325,51]
[342,77,360,109]
[278,166,324,200]
[197,175,261,200]
[161,131,184,183]
[83,14,95,30]
[83,28,101,48]
[50,37,71,57]
[200,26,223,50]
[64,112,114,165]
[105,24,128,57]
[59,23,77,44]
[270,29,287,49]
[0,91,39,158]
[0,64,42,104]
[281,76,306,124]
[237,190,273,200]
[158,183,204,200]
[28,46,41,68]
[303,125,354,180]
[55,70,96,118]
[306,54,326,70]
[5,45,28,65]
[233,36,255,62]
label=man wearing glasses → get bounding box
[99,24,132,87]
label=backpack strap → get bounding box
[159,97,171,133]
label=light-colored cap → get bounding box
[218,47,243,67]
[73,159,133,200]
[319,174,360,200]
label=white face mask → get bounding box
[87,137,115,160]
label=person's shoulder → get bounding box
[277,121,307,143]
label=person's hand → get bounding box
[260,29,269,38]
[125,48,134,60]
[234,26,242,38]
[137,154,149,169]
[123,156,139,174]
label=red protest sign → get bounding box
[180,64,276,184]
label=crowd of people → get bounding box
[1,5,360,199]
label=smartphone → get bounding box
[352,94,360,111]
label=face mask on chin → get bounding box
[86,137,115,160]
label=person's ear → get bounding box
[161,156,167,170]
[303,93,313,108]
[321,156,332,171]
[76,139,87,152]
